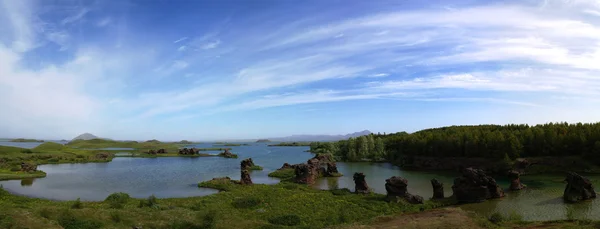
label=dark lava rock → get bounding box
[353,172,370,194]
[95,152,110,160]
[147,149,156,155]
[508,170,525,191]
[431,179,444,199]
[156,149,166,154]
[326,162,339,175]
[240,170,253,185]
[20,162,37,172]
[241,158,255,170]
[294,164,318,184]
[219,149,237,158]
[564,172,596,203]
[384,176,424,204]
[452,167,505,203]
[178,148,197,155]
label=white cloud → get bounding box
[200,39,221,49]
[173,37,188,43]
[172,60,189,70]
[368,73,389,78]
[96,17,111,27]
[46,31,70,51]
[1,0,38,52]
[61,8,89,25]
[0,45,99,138]
[177,45,187,51]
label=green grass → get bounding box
[249,165,263,171]
[267,169,295,181]
[0,179,459,229]
[9,138,44,142]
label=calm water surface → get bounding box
[1,142,599,221]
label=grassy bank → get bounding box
[0,143,113,180]
[0,180,460,229]
[9,138,44,142]
[0,140,238,181]
[268,142,311,147]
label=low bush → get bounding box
[104,192,130,209]
[21,149,33,154]
[488,212,504,224]
[232,197,262,209]
[9,167,20,172]
[71,198,83,209]
[268,214,301,226]
[109,211,122,223]
[57,210,103,229]
[139,195,160,209]
[39,208,52,219]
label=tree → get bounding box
[347,138,357,161]
[375,137,385,160]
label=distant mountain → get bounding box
[71,133,100,141]
[268,130,372,142]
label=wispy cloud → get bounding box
[173,37,188,43]
[368,73,389,78]
[97,17,111,27]
[2,0,600,139]
[61,8,89,25]
[200,39,220,50]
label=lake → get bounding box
[1,142,599,221]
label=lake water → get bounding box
[1,142,599,221]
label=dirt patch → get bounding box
[337,208,483,229]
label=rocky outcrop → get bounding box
[95,152,110,160]
[431,179,444,199]
[508,170,525,191]
[384,176,424,204]
[20,162,37,172]
[219,149,237,158]
[326,162,339,175]
[280,163,295,170]
[295,163,318,184]
[452,168,505,203]
[241,158,255,170]
[178,148,199,155]
[148,149,167,155]
[240,170,252,185]
[353,172,370,194]
[312,154,333,163]
[564,172,596,203]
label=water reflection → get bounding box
[20,178,35,186]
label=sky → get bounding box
[1,0,600,141]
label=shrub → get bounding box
[39,208,52,219]
[71,198,83,209]
[232,197,262,209]
[268,214,301,226]
[507,210,523,222]
[76,155,85,159]
[139,195,160,209]
[48,158,60,163]
[104,192,130,209]
[9,167,20,172]
[109,211,122,223]
[201,211,216,229]
[21,149,33,154]
[331,188,352,196]
[488,212,504,224]
[58,210,103,229]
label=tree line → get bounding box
[310,122,600,163]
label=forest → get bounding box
[310,122,600,163]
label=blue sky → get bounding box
[1,0,600,141]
